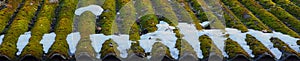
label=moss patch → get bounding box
[0,0,40,59]
[239,0,300,38]
[225,38,250,58]
[245,34,274,58]
[222,0,272,32]
[270,37,300,57]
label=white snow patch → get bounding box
[177,23,203,58]
[271,32,300,53]
[0,35,4,45]
[90,34,111,58]
[200,21,210,27]
[200,29,228,57]
[246,29,283,59]
[17,32,31,55]
[40,32,56,53]
[225,28,254,57]
[66,32,81,54]
[111,35,131,58]
[75,5,103,16]
[140,21,179,59]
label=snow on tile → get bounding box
[111,35,131,58]
[177,23,203,58]
[75,5,103,16]
[0,35,4,45]
[17,32,31,55]
[225,28,254,57]
[40,32,56,53]
[66,32,81,54]
[140,21,179,59]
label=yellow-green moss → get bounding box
[176,0,203,30]
[0,0,40,59]
[129,22,140,41]
[0,0,23,33]
[245,34,274,58]
[270,37,300,57]
[256,0,300,35]
[272,0,300,19]
[220,2,248,32]
[100,39,120,58]
[116,0,131,11]
[198,35,212,58]
[239,0,300,38]
[98,0,116,35]
[140,14,159,33]
[222,0,272,32]
[47,0,78,59]
[225,38,250,58]
[20,0,58,59]
[189,0,208,22]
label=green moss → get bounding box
[151,0,178,26]
[20,1,58,59]
[47,35,70,59]
[257,0,300,35]
[220,2,248,32]
[116,0,131,11]
[140,14,159,33]
[0,0,23,33]
[98,0,116,35]
[100,39,120,58]
[272,0,300,19]
[225,38,250,58]
[245,34,275,58]
[129,22,140,41]
[270,37,300,57]
[47,0,78,59]
[198,35,212,58]
[176,0,203,30]
[239,0,300,38]
[222,0,272,32]
[189,0,208,22]
[129,42,145,56]
[0,0,40,59]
